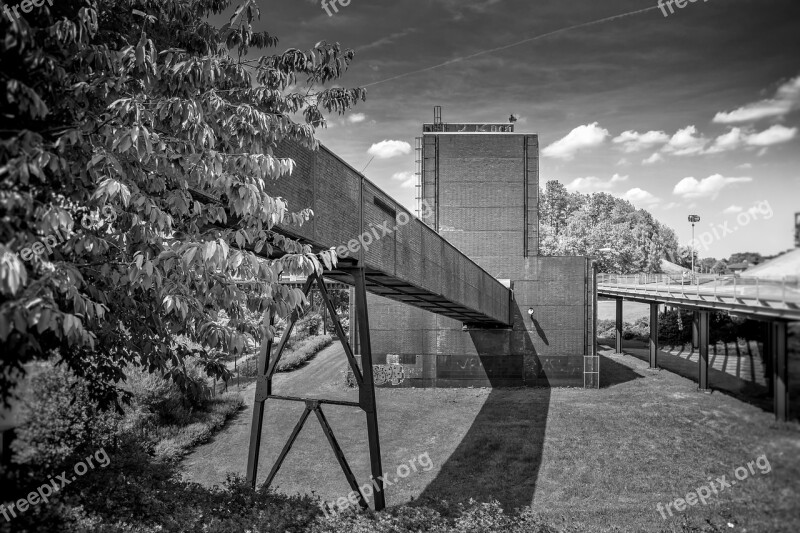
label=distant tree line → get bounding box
[538,181,679,274]
[538,181,783,275]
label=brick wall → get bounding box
[367,132,590,388]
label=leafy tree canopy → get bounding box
[0,0,365,408]
[728,252,764,265]
[539,183,679,274]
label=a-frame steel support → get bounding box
[649,303,659,369]
[245,267,385,511]
[697,310,710,392]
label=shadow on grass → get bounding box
[415,304,551,512]
[618,338,800,422]
[599,354,644,388]
[415,387,550,512]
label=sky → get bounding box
[222,0,800,260]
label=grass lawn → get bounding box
[182,343,800,532]
[598,300,651,322]
[147,393,244,461]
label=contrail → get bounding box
[361,5,662,88]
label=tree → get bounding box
[699,257,717,274]
[540,181,571,236]
[0,0,365,408]
[711,260,729,274]
[671,246,698,270]
[539,183,680,274]
[728,252,764,265]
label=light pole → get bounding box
[688,215,700,277]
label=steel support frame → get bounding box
[615,298,623,355]
[245,268,386,510]
[649,302,659,369]
[771,321,789,422]
[764,321,773,396]
[697,311,710,392]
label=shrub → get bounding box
[240,334,334,377]
[148,393,244,461]
[658,309,693,345]
[277,335,334,372]
[308,499,563,533]
[596,320,616,339]
[11,363,120,472]
[296,313,324,338]
[2,465,569,533]
[607,311,764,346]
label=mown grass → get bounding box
[183,344,800,532]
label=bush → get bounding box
[11,363,120,472]
[8,357,243,483]
[147,393,244,461]
[596,319,616,339]
[240,334,334,377]
[607,311,764,346]
[308,499,564,533]
[1,460,569,533]
[658,309,693,345]
[296,313,323,338]
[277,334,334,372]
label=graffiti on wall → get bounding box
[344,354,423,387]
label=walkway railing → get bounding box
[598,273,800,306]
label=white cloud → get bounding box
[542,122,609,160]
[662,125,709,156]
[702,125,795,154]
[391,171,416,188]
[723,205,743,214]
[347,113,366,124]
[745,124,798,146]
[565,173,628,193]
[616,158,630,166]
[642,153,664,165]
[673,174,752,200]
[705,127,746,154]
[713,75,800,124]
[661,202,680,210]
[367,140,412,159]
[738,163,753,169]
[622,188,660,208]
[613,130,669,153]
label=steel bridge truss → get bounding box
[246,267,386,511]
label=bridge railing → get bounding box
[598,273,800,305]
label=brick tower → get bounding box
[364,108,596,388]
